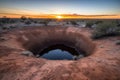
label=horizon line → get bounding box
[0,13,120,19]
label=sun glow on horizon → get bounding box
[0,13,120,19]
[56,15,63,19]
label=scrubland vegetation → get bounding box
[91,21,120,39]
[0,16,120,40]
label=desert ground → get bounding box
[0,18,120,80]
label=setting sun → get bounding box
[56,15,63,19]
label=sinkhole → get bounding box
[20,27,95,61]
[38,44,85,60]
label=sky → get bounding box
[0,0,120,18]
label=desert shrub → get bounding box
[0,16,10,24]
[0,22,3,26]
[86,21,94,28]
[28,18,33,22]
[33,21,37,23]
[86,20,103,28]
[91,22,120,39]
[70,21,78,26]
[21,16,27,21]
[115,20,120,27]
[9,26,16,29]
[95,21,103,24]
[2,26,10,30]
[43,21,48,26]
[42,20,49,26]
[9,19,15,23]
[24,20,31,25]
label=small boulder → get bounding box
[73,55,78,60]
[115,40,120,45]
[21,51,34,57]
[73,55,84,60]
[99,45,104,48]
[77,54,84,59]
[36,54,40,58]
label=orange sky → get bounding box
[0,13,120,19]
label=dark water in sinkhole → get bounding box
[40,49,84,60]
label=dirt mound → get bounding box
[0,27,120,80]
